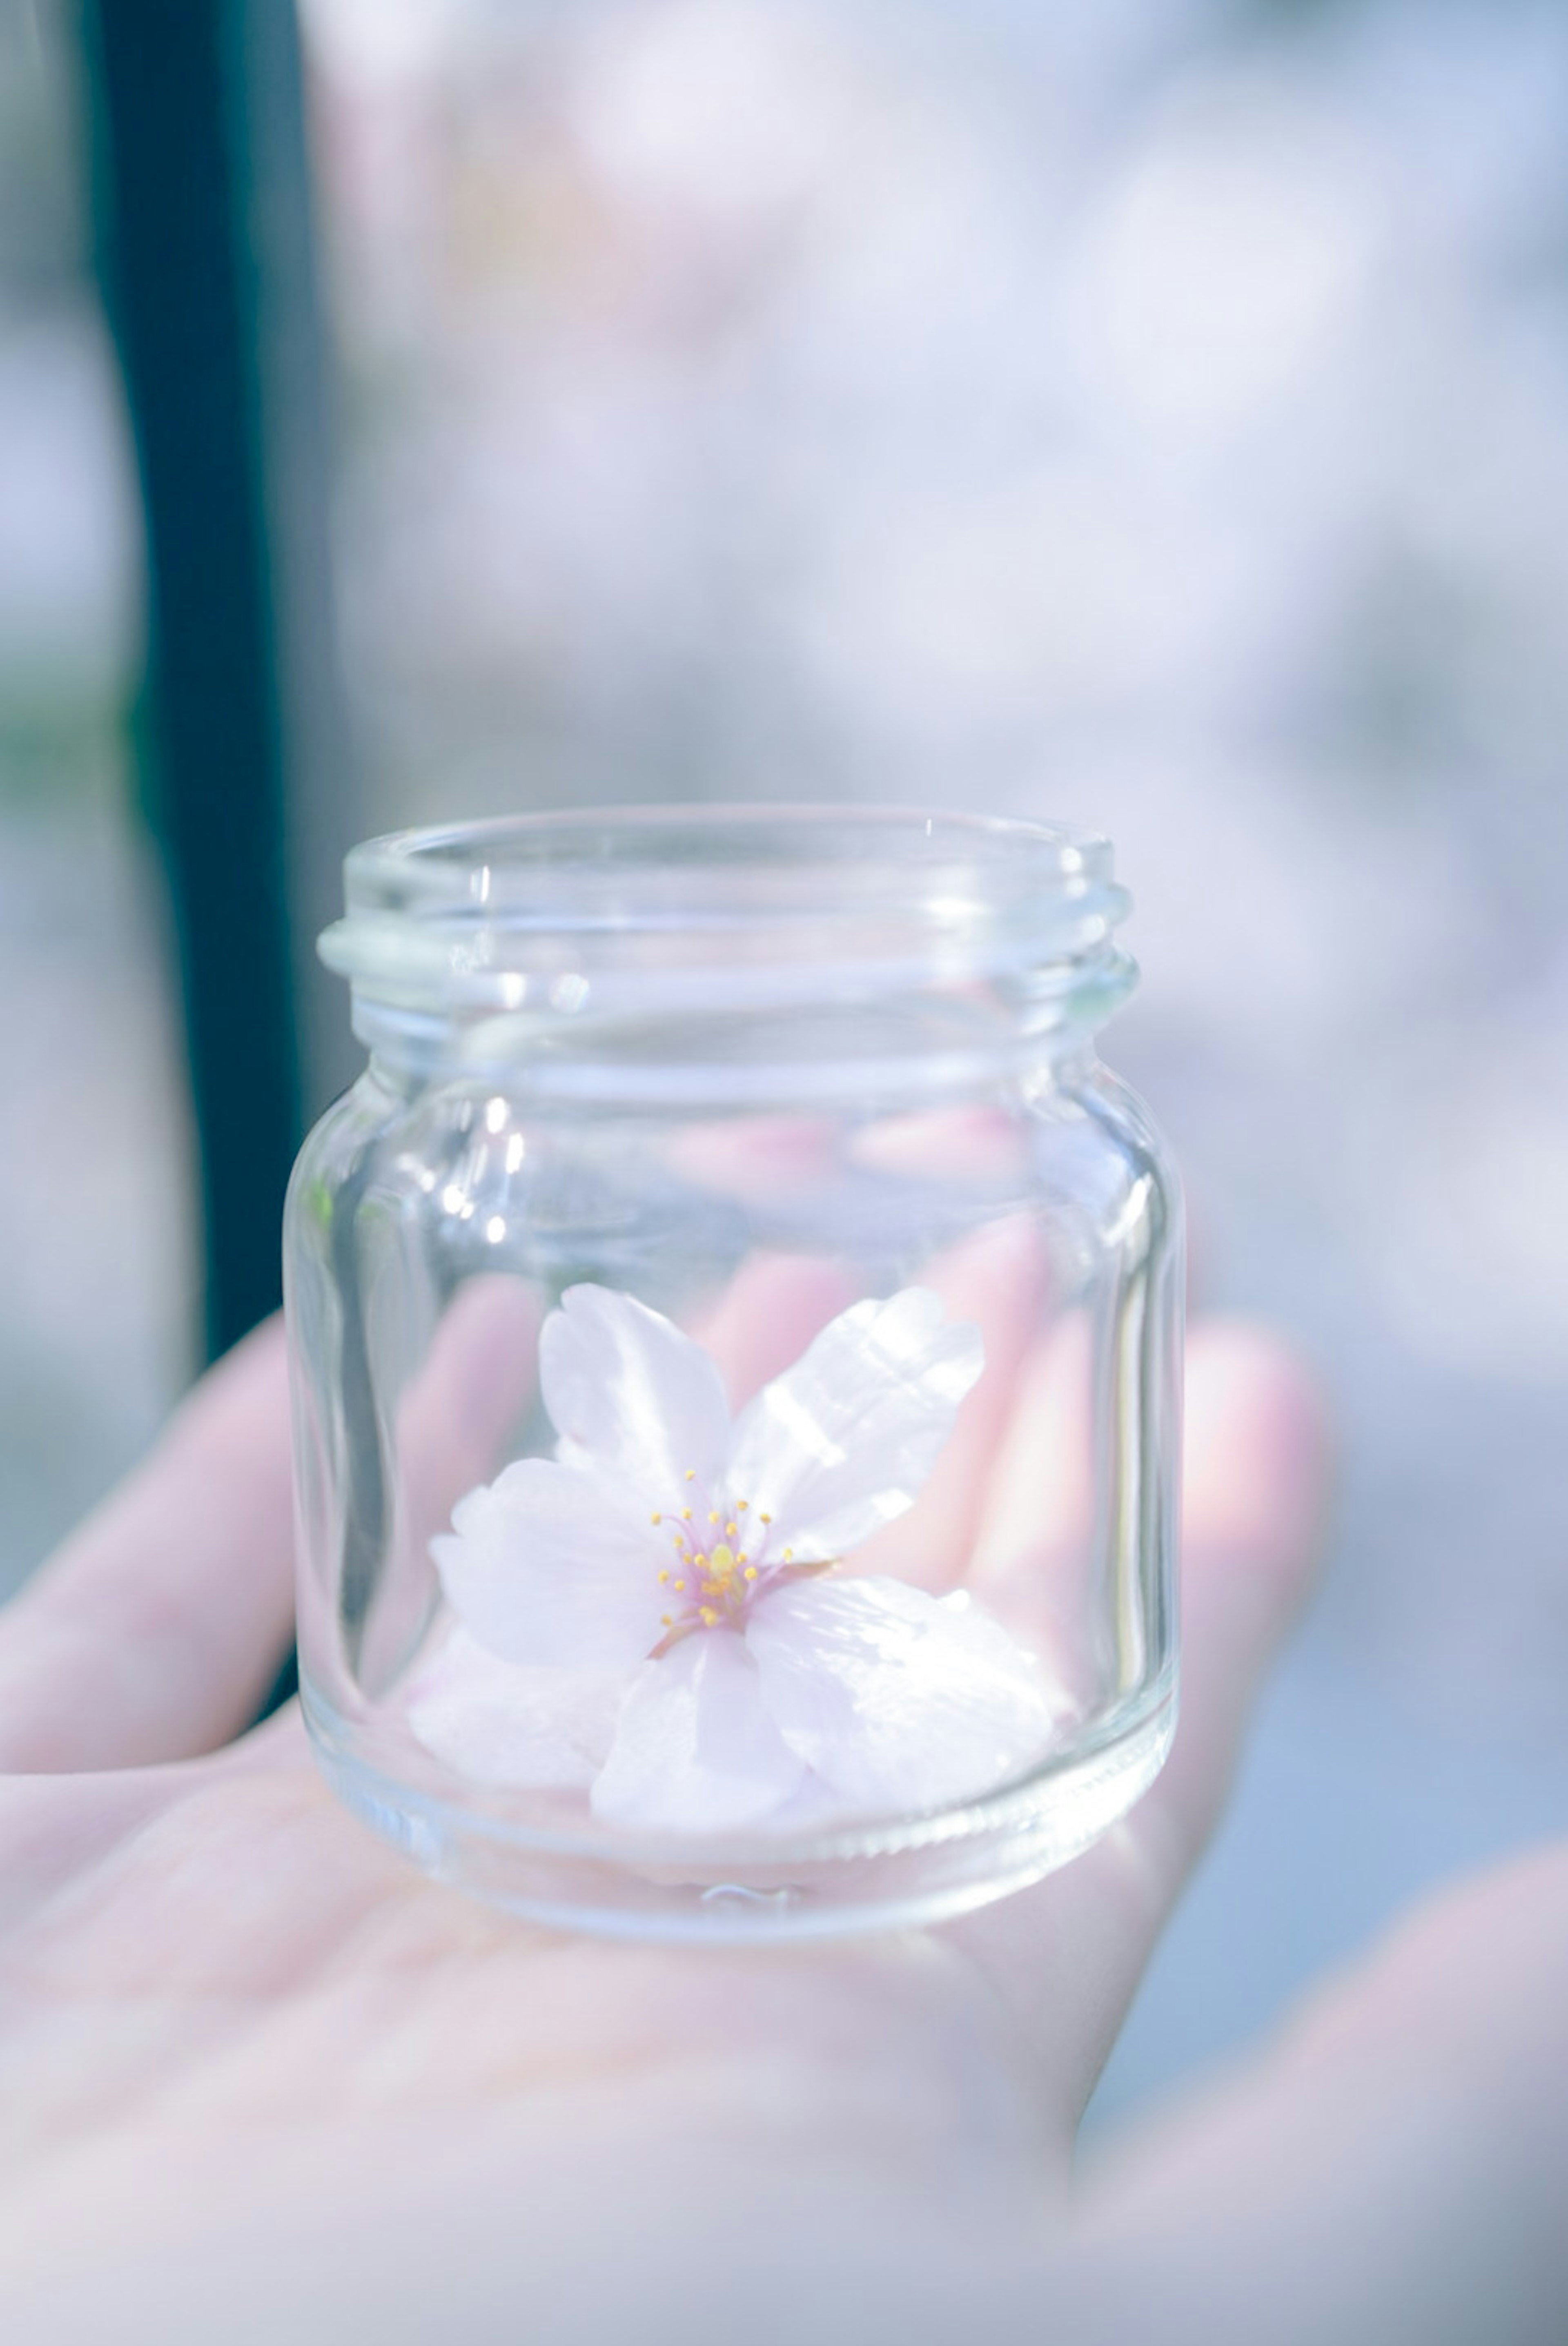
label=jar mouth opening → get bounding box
[321,803,1131,1026]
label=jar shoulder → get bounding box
[284,1072,406,1244]
[1035,1056,1184,1256]
[1074,1060,1181,1187]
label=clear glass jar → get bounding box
[285,807,1181,1941]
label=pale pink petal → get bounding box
[405,1628,630,1789]
[540,1283,731,1504]
[590,1629,807,1833]
[724,1288,984,1560]
[433,1456,668,1671]
[745,1576,1056,1814]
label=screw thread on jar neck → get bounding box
[322,804,1137,1101]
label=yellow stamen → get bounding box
[661,1613,673,1627]
[681,1508,692,1521]
[699,1606,718,1626]
[737,1500,749,1512]
[709,1544,735,1579]
[784,1548,794,1562]
[658,1569,670,1585]
[744,1566,758,1582]
[760,1512,772,1525]
[685,1468,695,1481]
[708,1511,719,1524]
[674,1579,686,1592]
[725,1522,737,1539]
[651,1512,662,1525]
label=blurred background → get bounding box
[3,0,1566,2125]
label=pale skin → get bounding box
[0,1295,1564,2342]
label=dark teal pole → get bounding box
[83,0,356,1366]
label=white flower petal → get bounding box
[405,1628,630,1789]
[725,1287,984,1559]
[540,1283,731,1502]
[432,1456,668,1671]
[590,1630,807,1833]
[746,1577,1056,1814]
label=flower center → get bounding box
[648,1479,814,1654]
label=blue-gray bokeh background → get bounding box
[3,0,1565,2126]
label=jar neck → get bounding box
[323,806,1138,1105]
[354,958,1131,1107]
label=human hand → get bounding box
[0,1305,1562,2344]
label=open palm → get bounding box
[1,1300,1564,2344]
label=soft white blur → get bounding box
[1,0,1565,2118]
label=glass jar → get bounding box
[285,807,1181,1941]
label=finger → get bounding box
[1128,1322,1331,1885]
[0,1321,297,1774]
[693,1252,860,1409]
[300,1274,546,1710]
[1063,1840,1568,2344]
[351,1276,544,1693]
[398,1275,543,1544]
[964,1307,1098,1691]
[666,1112,844,1208]
[695,1217,1050,1593]
[851,1214,1050,1593]
[947,1320,1330,2126]
[0,1277,545,1775]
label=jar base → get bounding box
[302,1678,1177,1944]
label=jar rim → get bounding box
[320,803,1131,1029]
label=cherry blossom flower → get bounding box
[409,1282,1056,1833]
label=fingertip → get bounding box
[397,1276,545,1547]
[187,1313,291,1433]
[0,1315,298,1771]
[1183,1319,1333,1597]
[697,1254,860,1407]
[423,1275,543,1430]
